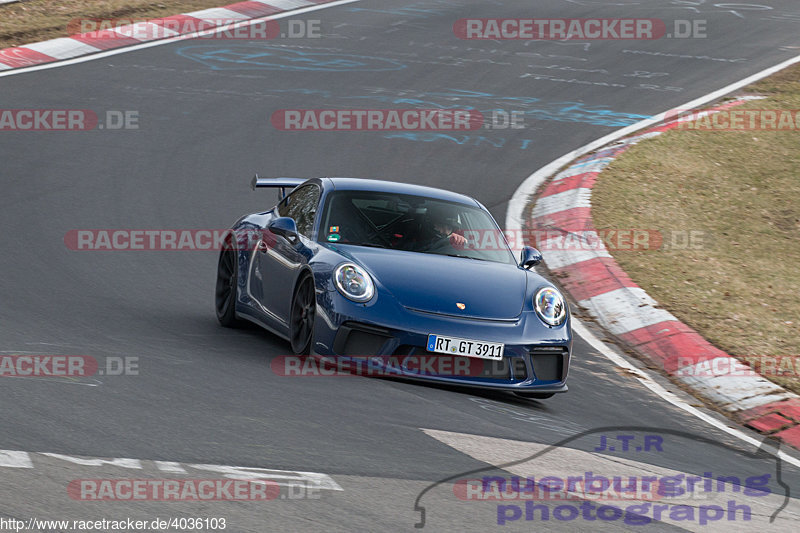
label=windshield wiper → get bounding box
[351,242,388,249]
[443,253,492,262]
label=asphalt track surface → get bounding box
[3,0,800,531]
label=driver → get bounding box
[433,217,467,249]
[423,204,467,250]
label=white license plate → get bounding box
[426,334,504,360]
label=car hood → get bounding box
[334,246,527,320]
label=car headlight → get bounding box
[534,287,566,326]
[334,263,375,302]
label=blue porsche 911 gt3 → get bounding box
[215,176,571,398]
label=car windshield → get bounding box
[318,190,516,265]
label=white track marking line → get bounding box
[0,450,33,468]
[187,464,343,490]
[40,453,143,469]
[154,460,188,473]
[2,0,795,471]
[0,450,343,490]
[505,54,800,243]
[531,99,800,410]
[505,51,800,465]
[0,0,361,79]
[572,319,800,470]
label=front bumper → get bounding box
[312,291,571,393]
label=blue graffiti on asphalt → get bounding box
[259,88,649,128]
[254,88,647,149]
[176,45,407,72]
[383,133,509,148]
[346,0,458,19]
[382,133,535,150]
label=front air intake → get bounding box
[530,347,568,382]
[333,323,391,356]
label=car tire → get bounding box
[514,392,555,400]
[290,274,316,355]
[215,241,242,327]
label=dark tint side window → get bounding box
[277,185,320,238]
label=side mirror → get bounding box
[268,217,299,245]
[520,246,542,269]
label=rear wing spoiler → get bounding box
[250,175,308,199]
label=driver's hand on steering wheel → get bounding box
[447,232,467,249]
